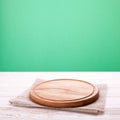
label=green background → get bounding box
[0,0,120,71]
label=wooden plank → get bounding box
[0,107,120,120]
[1,96,120,110]
[0,72,120,84]
[0,72,120,120]
[0,84,120,97]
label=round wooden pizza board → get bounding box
[29,79,99,108]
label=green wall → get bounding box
[0,0,120,71]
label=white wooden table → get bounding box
[0,72,120,120]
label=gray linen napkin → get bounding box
[9,79,107,114]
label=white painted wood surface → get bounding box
[0,72,120,120]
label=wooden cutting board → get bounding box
[29,79,99,108]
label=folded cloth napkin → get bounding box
[9,79,107,114]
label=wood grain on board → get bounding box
[29,79,99,107]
